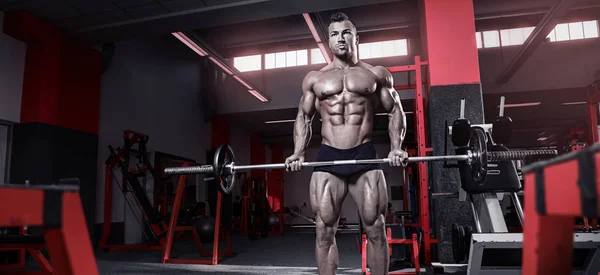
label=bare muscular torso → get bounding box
[309,61,381,149]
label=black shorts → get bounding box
[313,141,382,178]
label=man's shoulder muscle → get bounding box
[302,70,321,93]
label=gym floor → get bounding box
[93,231,365,275]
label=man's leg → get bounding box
[310,171,347,275]
[348,170,388,275]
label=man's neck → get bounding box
[332,54,359,69]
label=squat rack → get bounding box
[362,56,435,275]
[387,55,434,266]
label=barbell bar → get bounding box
[163,136,557,194]
[163,150,557,175]
[165,154,471,175]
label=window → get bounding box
[311,48,327,64]
[359,39,408,59]
[233,54,262,72]
[477,20,598,49]
[583,20,599,38]
[265,50,308,69]
[500,27,534,46]
[482,30,500,48]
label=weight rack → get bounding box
[362,56,436,275]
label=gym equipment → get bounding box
[100,130,166,251]
[491,96,513,144]
[161,160,234,265]
[451,99,471,147]
[0,182,100,275]
[286,204,317,225]
[435,111,600,274]
[164,138,557,195]
[241,178,275,240]
[521,142,600,275]
[360,228,421,275]
[268,213,280,226]
[194,216,215,241]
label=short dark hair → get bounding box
[329,12,357,30]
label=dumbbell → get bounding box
[492,96,513,144]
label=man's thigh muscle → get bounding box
[310,171,348,225]
[348,170,387,225]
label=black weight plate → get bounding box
[469,128,488,186]
[213,144,236,195]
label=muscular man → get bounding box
[284,12,408,275]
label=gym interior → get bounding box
[1,0,600,274]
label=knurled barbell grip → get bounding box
[487,149,558,162]
[164,165,214,175]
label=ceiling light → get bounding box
[561,101,587,106]
[172,32,208,56]
[248,90,269,102]
[209,56,233,75]
[497,102,541,108]
[265,119,296,124]
[537,137,548,141]
[233,75,253,90]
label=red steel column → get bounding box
[250,132,265,179]
[267,143,284,235]
[211,115,230,147]
[420,0,483,264]
[420,0,480,86]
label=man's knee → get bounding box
[315,219,336,248]
[363,215,386,239]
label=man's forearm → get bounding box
[388,104,406,151]
[293,113,312,155]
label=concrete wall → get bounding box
[96,34,213,243]
[0,10,26,123]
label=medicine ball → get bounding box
[268,213,280,226]
[194,216,215,241]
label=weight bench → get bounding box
[0,232,53,274]
[447,125,600,274]
[0,182,99,275]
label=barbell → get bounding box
[163,129,558,194]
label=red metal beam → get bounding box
[496,0,577,84]
[388,63,428,73]
[302,13,331,64]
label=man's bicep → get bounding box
[299,90,317,117]
[299,72,318,117]
[379,87,401,113]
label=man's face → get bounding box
[328,20,358,58]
